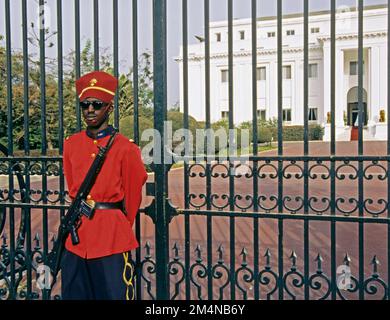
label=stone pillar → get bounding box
[335,48,345,128]
[370,46,381,123]
[323,44,331,125]
[268,59,278,120]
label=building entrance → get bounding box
[348,102,367,126]
[347,86,368,127]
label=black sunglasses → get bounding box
[80,100,109,110]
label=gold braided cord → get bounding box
[122,252,135,300]
[78,86,115,98]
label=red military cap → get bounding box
[76,71,118,103]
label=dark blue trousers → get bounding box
[61,249,135,300]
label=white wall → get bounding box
[179,6,388,127]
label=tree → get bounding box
[0,30,154,151]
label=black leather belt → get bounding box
[94,201,125,211]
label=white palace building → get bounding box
[177,4,389,141]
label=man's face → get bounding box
[80,98,112,128]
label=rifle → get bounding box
[47,129,118,287]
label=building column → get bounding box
[369,46,381,123]
[379,44,388,116]
[323,44,331,125]
[268,59,278,120]
[335,48,345,128]
[294,57,303,125]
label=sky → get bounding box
[0,0,387,107]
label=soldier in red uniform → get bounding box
[61,71,148,300]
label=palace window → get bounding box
[267,31,275,38]
[283,109,292,122]
[286,29,295,36]
[239,30,245,40]
[283,66,292,79]
[256,67,266,81]
[221,70,228,83]
[216,33,221,42]
[257,109,266,121]
[350,61,365,76]
[311,27,320,33]
[221,111,229,119]
[308,63,318,78]
[308,107,318,122]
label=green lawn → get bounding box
[170,143,277,169]
[216,143,276,157]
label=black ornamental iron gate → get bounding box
[0,0,390,300]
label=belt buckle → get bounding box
[85,199,96,208]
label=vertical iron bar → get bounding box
[251,0,259,301]
[204,0,213,300]
[75,0,81,131]
[94,0,99,71]
[133,0,139,144]
[387,0,390,302]
[357,0,364,300]
[277,2,283,158]
[182,0,191,300]
[227,0,236,300]
[5,0,16,300]
[57,0,64,156]
[303,0,309,300]
[57,0,65,300]
[22,0,30,156]
[113,0,119,128]
[5,0,12,156]
[21,0,32,300]
[153,0,169,300]
[277,0,284,300]
[205,0,211,131]
[39,0,49,300]
[40,0,47,155]
[330,0,337,300]
[132,0,142,300]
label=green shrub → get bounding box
[211,119,229,131]
[209,119,251,152]
[309,124,324,140]
[167,111,200,151]
[196,121,206,129]
[267,124,324,141]
[257,127,273,143]
[167,111,199,134]
[281,126,304,141]
[119,116,153,148]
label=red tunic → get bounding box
[63,128,147,259]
